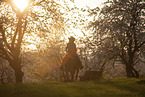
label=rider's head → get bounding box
[69,36,75,43]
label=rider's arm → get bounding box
[65,43,69,52]
[73,43,77,53]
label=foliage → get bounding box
[0,0,69,83]
[87,0,145,78]
[0,58,15,84]
[0,78,145,97]
[21,33,65,82]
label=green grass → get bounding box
[0,78,145,97]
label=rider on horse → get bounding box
[60,36,83,70]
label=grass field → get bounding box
[0,78,145,97]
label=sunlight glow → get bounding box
[24,35,39,51]
[75,0,107,8]
[13,0,29,12]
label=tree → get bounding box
[0,0,65,83]
[21,29,66,82]
[88,0,145,78]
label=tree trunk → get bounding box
[14,68,24,83]
[10,59,24,83]
[133,67,139,78]
[126,64,133,78]
[125,63,139,78]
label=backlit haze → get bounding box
[74,0,106,8]
[12,0,107,50]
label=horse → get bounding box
[60,54,83,81]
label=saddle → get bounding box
[62,54,75,63]
[60,53,83,70]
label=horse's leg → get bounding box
[74,69,79,81]
[65,71,69,81]
[70,71,75,81]
[63,71,66,81]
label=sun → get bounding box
[13,0,29,12]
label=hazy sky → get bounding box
[74,0,107,8]
[66,0,107,38]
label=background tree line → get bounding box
[0,0,145,83]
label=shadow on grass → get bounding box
[100,79,145,97]
[136,80,145,85]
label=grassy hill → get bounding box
[0,78,145,97]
